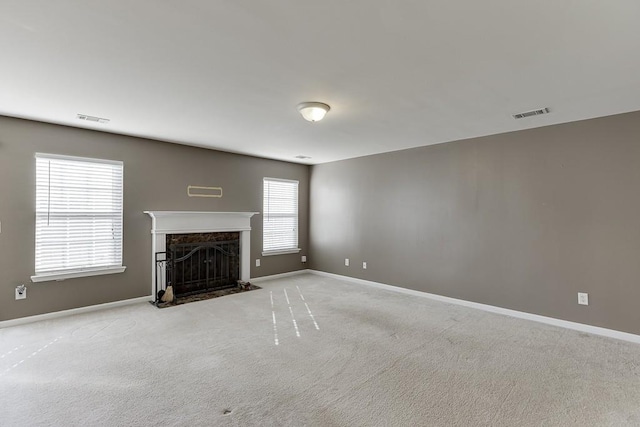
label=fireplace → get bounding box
[144,211,258,302]
[166,232,240,296]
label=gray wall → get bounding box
[0,116,309,321]
[310,111,640,335]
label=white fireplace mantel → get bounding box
[144,211,258,234]
[144,211,259,299]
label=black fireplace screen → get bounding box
[155,239,240,300]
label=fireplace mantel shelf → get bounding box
[144,211,259,234]
[144,211,258,217]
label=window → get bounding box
[32,153,125,282]
[263,178,300,255]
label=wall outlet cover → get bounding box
[15,286,26,300]
[345,258,349,266]
[578,292,589,305]
[362,262,367,269]
[301,255,307,263]
[255,259,261,267]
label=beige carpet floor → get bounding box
[2,273,640,426]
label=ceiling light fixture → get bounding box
[297,102,330,122]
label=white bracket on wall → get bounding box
[187,185,223,198]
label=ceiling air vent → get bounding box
[77,114,110,124]
[512,107,549,119]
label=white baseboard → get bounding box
[1,270,310,329]
[0,296,152,329]
[250,269,310,283]
[309,270,640,345]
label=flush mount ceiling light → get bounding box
[297,102,330,122]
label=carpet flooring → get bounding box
[2,273,640,426]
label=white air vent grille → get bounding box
[77,114,110,124]
[513,108,549,119]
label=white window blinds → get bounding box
[263,178,299,254]
[35,153,124,276]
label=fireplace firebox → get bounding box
[164,232,240,297]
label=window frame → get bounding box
[31,153,126,283]
[262,177,301,256]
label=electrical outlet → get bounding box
[301,255,307,263]
[362,262,367,269]
[345,258,349,267]
[15,284,26,300]
[255,259,261,267]
[578,292,589,306]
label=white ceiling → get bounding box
[2,1,640,164]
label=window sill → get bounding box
[31,266,127,283]
[262,248,301,257]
